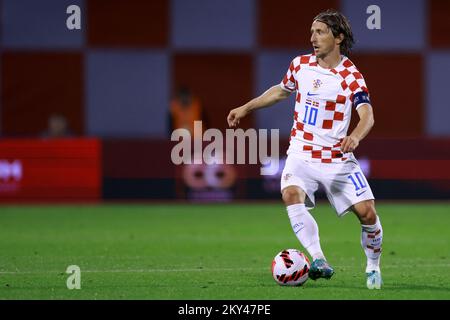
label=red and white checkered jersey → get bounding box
[280,53,370,163]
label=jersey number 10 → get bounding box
[303,105,318,125]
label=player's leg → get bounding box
[282,186,325,261]
[282,186,334,280]
[281,156,334,280]
[351,200,383,289]
[321,160,381,286]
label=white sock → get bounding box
[361,215,383,273]
[286,203,325,261]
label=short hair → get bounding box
[313,9,354,57]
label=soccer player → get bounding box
[227,10,383,289]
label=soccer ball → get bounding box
[271,249,310,286]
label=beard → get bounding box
[315,46,335,60]
[315,51,326,59]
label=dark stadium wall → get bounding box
[1,52,84,136]
[348,54,424,137]
[86,0,169,47]
[101,138,450,201]
[1,137,449,202]
[173,54,254,132]
[429,0,450,48]
[258,0,340,48]
[3,0,450,138]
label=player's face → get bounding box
[310,20,337,59]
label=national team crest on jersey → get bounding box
[312,79,322,90]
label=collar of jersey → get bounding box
[311,54,348,72]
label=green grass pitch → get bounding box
[0,202,449,300]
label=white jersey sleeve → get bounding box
[279,58,300,93]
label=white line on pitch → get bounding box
[1,264,450,275]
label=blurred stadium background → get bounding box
[1,0,449,203]
[1,0,450,301]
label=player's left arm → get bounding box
[341,103,374,153]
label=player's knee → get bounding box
[282,186,304,206]
[359,202,377,225]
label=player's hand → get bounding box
[341,135,359,153]
[227,106,248,127]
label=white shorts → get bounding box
[280,153,375,216]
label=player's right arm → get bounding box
[227,85,291,127]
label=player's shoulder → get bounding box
[290,53,317,69]
[335,56,364,77]
[335,56,369,95]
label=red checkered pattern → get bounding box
[331,60,369,102]
[282,54,370,163]
[290,113,347,163]
[289,134,349,163]
[291,111,315,142]
[297,135,348,164]
[321,94,346,130]
[281,54,316,92]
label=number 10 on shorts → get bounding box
[348,172,367,191]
